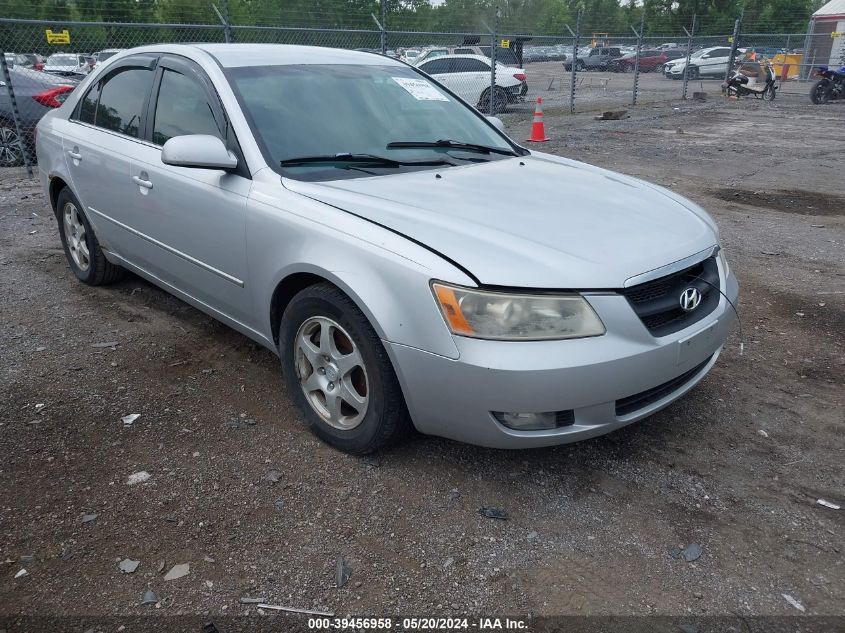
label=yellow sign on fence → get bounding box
[45,29,70,45]
[832,31,843,38]
[500,39,510,48]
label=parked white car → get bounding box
[43,53,92,77]
[94,49,123,67]
[400,49,421,64]
[416,54,526,113]
[664,46,743,80]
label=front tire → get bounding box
[279,283,410,454]
[810,79,831,104]
[56,188,125,285]
[686,66,699,80]
[575,60,585,72]
[762,85,776,101]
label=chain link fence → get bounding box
[1,13,837,175]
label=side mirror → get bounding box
[161,134,238,170]
[486,115,505,133]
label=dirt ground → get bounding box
[0,96,843,631]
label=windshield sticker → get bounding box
[391,77,449,101]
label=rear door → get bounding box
[62,54,158,257]
[418,57,460,94]
[449,58,491,104]
[702,48,732,76]
[126,55,253,324]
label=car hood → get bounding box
[283,153,718,288]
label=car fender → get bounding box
[247,173,471,360]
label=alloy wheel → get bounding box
[63,202,90,271]
[0,125,24,167]
[294,316,369,430]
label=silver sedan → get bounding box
[36,44,738,453]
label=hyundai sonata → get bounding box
[36,44,738,453]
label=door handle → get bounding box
[67,149,82,161]
[132,175,153,190]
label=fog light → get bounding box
[493,410,574,431]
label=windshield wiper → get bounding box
[280,153,452,168]
[386,139,516,156]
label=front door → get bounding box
[126,55,253,326]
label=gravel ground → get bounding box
[0,97,843,631]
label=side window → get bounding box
[420,59,451,74]
[454,48,475,55]
[78,81,100,124]
[95,67,154,138]
[453,59,489,72]
[153,68,221,146]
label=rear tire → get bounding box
[56,188,125,285]
[279,282,410,454]
[479,87,508,114]
[810,79,831,104]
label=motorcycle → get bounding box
[723,60,777,100]
[809,65,845,104]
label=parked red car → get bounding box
[611,50,668,72]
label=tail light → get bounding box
[32,85,74,108]
[34,63,44,70]
[513,73,526,81]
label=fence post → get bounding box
[489,6,499,116]
[725,9,743,84]
[211,3,232,43]
[567,9,582,114]
[380,0,387,55]
[222,0,232,43]
[0,49,34,177]
[631,12,645,106]
[801,18,815,80]
[681,14,697,99]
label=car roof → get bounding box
[191,43,406,68]
[419,54,490,62]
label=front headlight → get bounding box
[717,248,730,276]
[431,282,606,341]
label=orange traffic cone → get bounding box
[526,97,549,142]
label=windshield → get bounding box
[47,55,77,67]
[227,63,517,181]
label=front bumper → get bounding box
[388,269,738,449]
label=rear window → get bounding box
[479,46,519,66]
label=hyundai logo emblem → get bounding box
[679,287,702,312]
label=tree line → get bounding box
[0,0,823,35]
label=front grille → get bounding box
[623,256,720,337]
[615,354,713,417]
